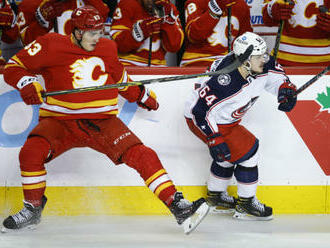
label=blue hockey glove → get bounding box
[278,80,297,112]
[207,133,231,162]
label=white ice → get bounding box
[1,214,330,248]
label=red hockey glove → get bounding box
[0,5,17,28]
[137,86,159,111]
[267,0,295,21]
[208,0,237,18]
[154,0,177,24]
[35,0,65,29]
[316,6,330,32]
[207,133,231,162]
[17,77,44,105]
[132,17,162,42]
[277,80,297,112]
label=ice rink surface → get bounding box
[1,214,330,248]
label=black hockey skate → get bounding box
[169,192,209,235]
[233,196,273,221]
[1,195,47,232]
[206,190,237,213]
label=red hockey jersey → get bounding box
[110,0,184,66]
[15,0,108,45]
[4,33,142,120]
[181,0,252,67]
[262,0,330,66]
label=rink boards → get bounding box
[0,67,329,215]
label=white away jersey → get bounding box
[184,53,288,136]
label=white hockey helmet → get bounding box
[233,32,267,57]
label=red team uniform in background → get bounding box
[262,0,330,66]
[110,0,184,66]
[181,0,252,67]
[12,0,108,45]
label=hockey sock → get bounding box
[122,144,177,206]
[234,164,258,197]
[208,160,234,192]
[19,136,50,206]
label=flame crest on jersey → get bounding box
[217,74,231,86]
[70,57,108,89]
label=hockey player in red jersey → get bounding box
[1,6,209,234]
[13,0,109,46]
[262,0,330,66]
[184,32,297,220]
[110,0,184,66]
[181,0,252,67]
[0,1,20,64]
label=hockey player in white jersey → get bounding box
[184,32,297,220]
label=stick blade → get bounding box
[238,44,253,64]
[220,44,253,74]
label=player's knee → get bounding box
[122,144,162,175]
[239,148,259,168]
[210,160,234,178]
[19,136,51,170]
[234,164,258,184]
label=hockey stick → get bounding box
[227,7,232,53]
[148,35,152,67]
[42,45,253,97]
[148,3,165,67]
[273,21,284,61]
[294,66,329,96]
[273,0,292,61]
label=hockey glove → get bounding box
[0,4,17,28]
[277,80,297,112]
[316,6,330,32]
[17,76,44,105]
[35,0,65,29]
[208,0,237,18]
[132,17,162,42]
[137,86,159,111]
[154,0,177,24]
[207,133,231,162]
[267,0,295,21]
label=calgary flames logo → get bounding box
[70,57,108,88]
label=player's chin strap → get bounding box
[240,57,258,77]
[242,58,253,75]
[243,53,270,77]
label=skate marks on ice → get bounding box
[1,215,330,248]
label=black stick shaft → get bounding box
[227,7,232,53]
[42,45,253,97]
[273,20,283,61]
[295,66,329,96]
[148,35,152,67]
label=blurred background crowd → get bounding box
[0,0,329,67]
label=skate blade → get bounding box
[183,202,210,235]
[210,206,235,214]
[232,211,273,221]
[1,224,37,233]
